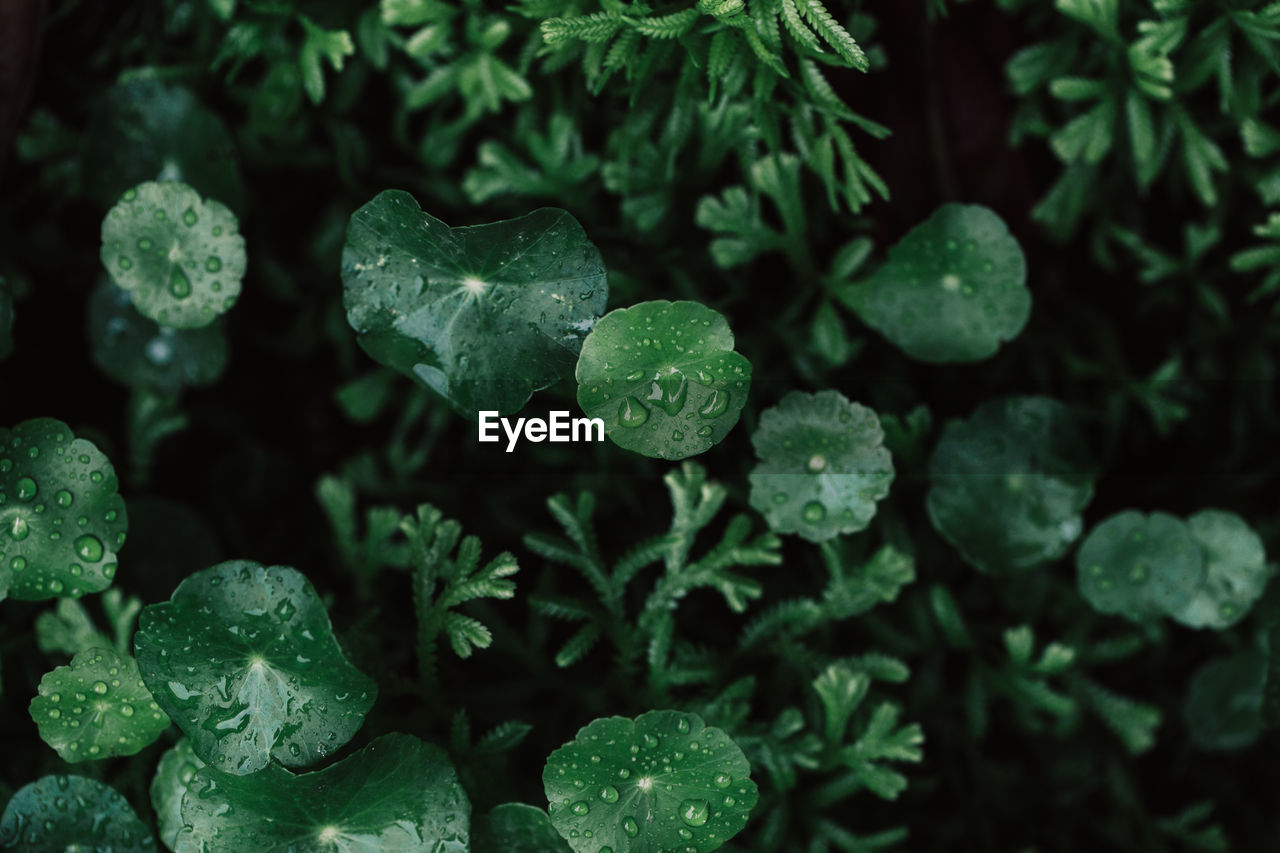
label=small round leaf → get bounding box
[101,181,245,329]
[81,78,244,212]
[89,279,230,394]
[473,803,572,853]
[134,560,377,775]
[543,710,759,853]
[30,647,170,762]
[842,203,1030,362]
[151,738,206,851]
[178,733,469,852]
[0,417,128,601]
[0,775,155,851]
[1184,651,1265,751]
[576,300,752,460]
[748,390,894,542]
[342,190,608,417]
[1076,511,1204,621]
[1171,510,1271,629]
[926,397,1093,573]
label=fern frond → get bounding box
[796,0,869,70]
[630,8,699,39]
[443,612,493,657]
[556,622,603,667]
[780,0,822,51]
[541,12,624,45]
[530,595,595,621]
[473,720,534,755]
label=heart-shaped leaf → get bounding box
[134,560,377,775]
[543,710,758,853]
[0,775,156,851]
[473,803,572,853]
[1076,511,1204,621]
[177,733,469,852]
[89,279,230,394]
[29,647,169,762]
[926,397,1094,573]
[1184,651,1265,751]
[81,79,244,212]
[341,190,608,417]
[1171,510,1271,629]
[748,390,894,542]
[152,738,206,851]
[840,204,1030,362]
[100,181,245,329]
[0,417,129,602]
[576,300,752,460]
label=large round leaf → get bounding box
[748,390,894,542]
[152,738,206,852]
[543,710,758,853]
[0,775,155,851]
[89,279,230,394]
[0,417,129,601]
[840,204,1030,362]
[134,560,377,775]
[1184,651,1265,751]
[30,647,170,762]
[926,397,1094,573]
[341,190,608,417]
[576,301,752,460]
[177,733,469,852]
[101,181,245,329]
[1076,511,1204,621]
[81,79,244,212]
[1171,510,1271,629]
[473,803,572,853]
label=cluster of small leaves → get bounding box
[527,462,780,696]
[1076,508,1272,629]
[1004,0,1280,242]
[403,503,521,687]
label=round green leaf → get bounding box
[473,803,572,853]
[177,733,469,852]
[0,417,129,601]
[543,710,759,853]
[576,300,752,460]
[1076,511,1204,621]
[100,181,245,329]
[81,78,244,213]
[1170,510,1271,629]
[748,390,894,542]
[341,190,608,417]
[842,204,1030,362]
[89,279,230,394]
[1184,651,1265,751]
[30,647,170,762]
[134,560,377,775]
[926,397,1093,573]
[152,738,206,852]
[0,775,156,851]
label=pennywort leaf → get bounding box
[0,775,155,851]
[543,710,759,853]
[473,803,572,853]
[1076,511,1202,622]
[178,733,469,852]
[100,181,246,329]
[749,390,894,542]
[927,397,1094,573]
[1174,510,1271,629]
[151,738,206,851]
[840,204,1030,362]
[342,190,608,417]
[0,417,129,601]
[576,300,752,460]
[29,647,169,763]
[134,560,377,775]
